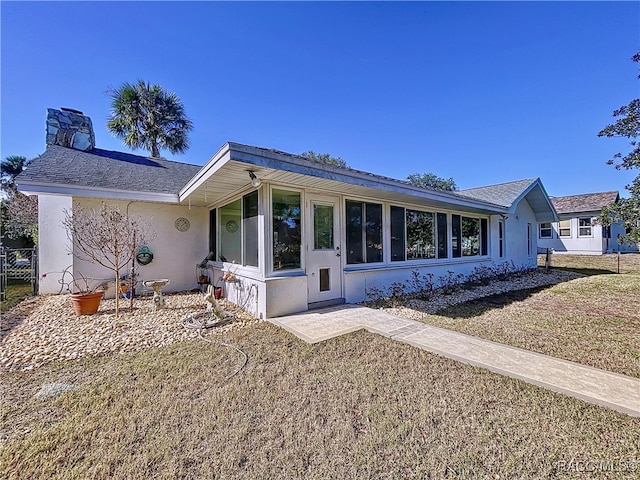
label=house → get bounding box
[537,191,638,255]
[17,108,558,318]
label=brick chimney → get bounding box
[46,107,95,151]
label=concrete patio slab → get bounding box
[270,305,640,417]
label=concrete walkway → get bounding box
[269,305,640,417]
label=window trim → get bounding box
[217,190,260,268]
[578,217,593,238]
[345,199,384,265]
[270,186,304,275]
[539,222,553,239]
[558,219,571,238]
[498,219,505,258]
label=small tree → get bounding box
[406,172,458,191]
[62,203,154,316]
[598,49,640,246]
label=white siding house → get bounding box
[18,109,558,319]
[537,191,638,255]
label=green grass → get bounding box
[1,324,639,479]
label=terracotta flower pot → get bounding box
[70,291,104,316]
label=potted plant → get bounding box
[57,270,105,316]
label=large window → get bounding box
[243,191,259,266]
[407,210,436,260]
[579,217,593,237]
[346,200,382,264]
[391,207,448,261]
[218,191,258,267]
[539,222,552,238]
[452,214,486,258]
[462,216,480,256]
[558,219,571,237]
[272,189,301,271]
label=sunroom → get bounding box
[180,143,554,319]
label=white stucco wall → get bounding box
[344,260,493,304]
[82,198,208,296]
[211,266,307,319]
[38,194,73,294]
[41,197,209,297]
[504,199,539,268]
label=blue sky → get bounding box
[2,1,638,197]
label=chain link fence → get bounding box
[0,246,38,301]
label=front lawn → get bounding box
[1,323,638,479]
[385,266,640,378]
[539,252,640,275]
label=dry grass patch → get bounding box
[389,273,640,378]
[539,253,640,275]
[1,323,639,479]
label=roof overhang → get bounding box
[179,143,510,215]
[17,180,180,203]
[508,179,558,223]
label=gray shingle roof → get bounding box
[456,178,538,208]
[17,145,202,195]
[550,191,619,214]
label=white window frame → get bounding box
[539,222,552,239]
[578,217,593,237]
[498,219,505,258]
[558,219,571,238]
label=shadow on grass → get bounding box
[433,285,551,319]
[550,267,616,276]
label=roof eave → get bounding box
[179,142,509,213]
[17,180,180,204]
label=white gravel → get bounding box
[1,292,260,372]
[371,269,584,319]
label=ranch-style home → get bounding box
[17,108,558,318]
[537,191,638,255]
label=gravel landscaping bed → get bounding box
[370,268,584,319]
[0,292,260,372]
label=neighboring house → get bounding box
[537,192,638,255]
[18,108,558,319]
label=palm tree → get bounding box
[107,80,193,158]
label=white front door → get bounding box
[307,194,342,304]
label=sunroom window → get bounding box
[272,189,301,271]
[218,190,258,267]
[346,200,382,264]
[391,207,448,261]
[452,214,487,258]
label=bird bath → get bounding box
[143,279,170,311]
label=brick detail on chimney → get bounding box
[46,108,95,151]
